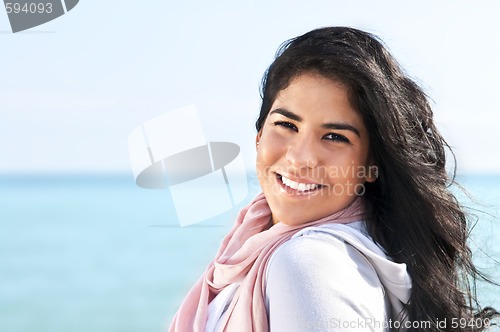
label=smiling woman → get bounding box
[256,74,376,226]
[169,27,498,332]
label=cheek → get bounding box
[256,131,286,167]
[323,152,370,182]
[256,141,271,177]
[256,146,276,177]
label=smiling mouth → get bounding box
[276,173,325,193]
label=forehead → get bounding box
[272,73,362,123]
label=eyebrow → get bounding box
[269,108,361,137]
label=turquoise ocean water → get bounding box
[1,173,499,332]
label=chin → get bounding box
[274,214,311,226]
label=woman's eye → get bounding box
[273,121,298,132]
[324,133,350,143]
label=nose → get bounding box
[285,136,319,169]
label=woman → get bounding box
[169,27,497,331]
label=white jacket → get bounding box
[206,221,411,331]
[264,221,411,331]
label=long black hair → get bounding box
[256,27,498,331]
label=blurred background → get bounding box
[1,1,499,331]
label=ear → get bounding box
[255,130,262,150]
[365,163,378,183]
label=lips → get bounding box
[276,173,324,193]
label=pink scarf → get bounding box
[169,193,365,332]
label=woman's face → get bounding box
[256,73,376,225]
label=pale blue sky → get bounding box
[1,0,499,174]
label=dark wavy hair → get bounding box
[256,27,498,331]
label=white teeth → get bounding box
[281,175,319,192]
[283,177,290,187]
